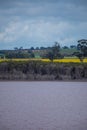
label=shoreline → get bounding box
[0,79,87,82]
[0,61,87,82]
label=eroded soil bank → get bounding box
[0,61,87,81]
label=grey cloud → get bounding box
[0,0,87,22]
[0,0,87,49]
[0,0,87,6]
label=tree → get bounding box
[14,47,18,50]
[40,47,46,50]
[30,47,34,50]
[46,42,63,61]
[73,52,84,62]
[63,46,69,49]
[19,46,23,50]
[76,39,87,62]
[70,45,76,49]
[52,42,60,58]
[77,39,87,56]
[46,50,54,61]
[35,47,39,50]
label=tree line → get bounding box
[0,39,87,61]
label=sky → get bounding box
[0,0,87,49]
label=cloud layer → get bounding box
[0,0,87,49]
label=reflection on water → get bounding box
[0,82,87,130]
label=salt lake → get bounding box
[0,82,87,130]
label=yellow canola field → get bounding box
[0,58,87,63]
[42,58,87,63]
[53,58,81,63]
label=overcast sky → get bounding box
[0,0,87,49]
